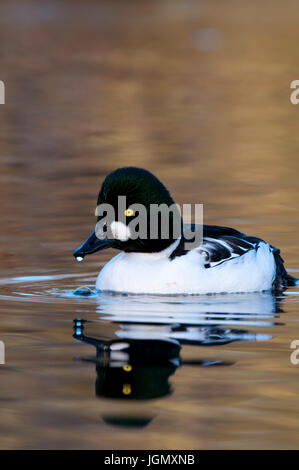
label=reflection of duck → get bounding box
[72,316,236,405]
[73,167,296,294]
[96,290,280,333]
[72,290,281,427]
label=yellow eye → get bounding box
[124,208,134,217]
[122,384,132,395]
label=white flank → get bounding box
[96,241,276,295]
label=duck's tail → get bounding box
[273,247,298,290]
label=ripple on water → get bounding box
[0,273,284,332]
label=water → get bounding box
[1,0,299,450]
[1,275,299,449]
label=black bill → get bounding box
[73,230,114,261]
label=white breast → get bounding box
[96,241,276,295]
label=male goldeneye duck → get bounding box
[73,167,296,295]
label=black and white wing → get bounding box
[169,224,296,288]
[199,228,259,268]
[170,224,261,267]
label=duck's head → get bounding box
[73,167,182,260]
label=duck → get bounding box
[73,167,296,295]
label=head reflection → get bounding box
[73,319,180,402]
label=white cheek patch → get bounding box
[110,221,131,241]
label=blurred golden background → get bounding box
[0,0,299,277]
